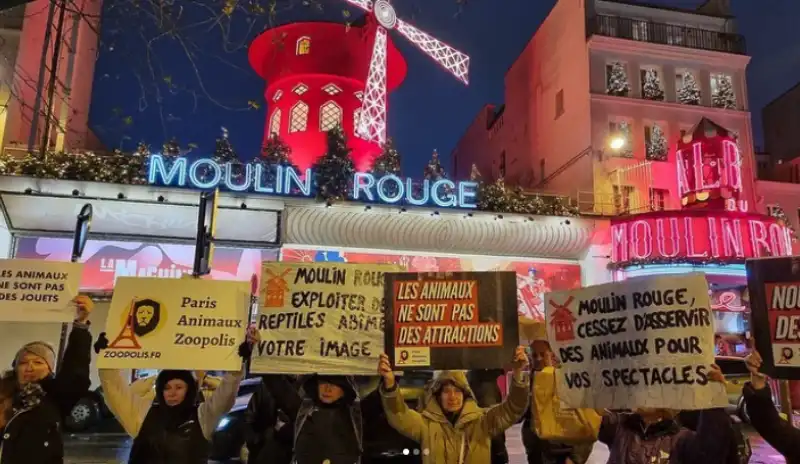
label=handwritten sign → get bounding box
[385,271,518,370]
[97,277,250,370]
[250,262,401,375]
[0,259,83,322]
[545,274,727,410]
[747,256,800,380]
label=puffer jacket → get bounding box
[744,381,800,463]
[380,370,529,464]
[599,408,733,464]
[0,325,92,464]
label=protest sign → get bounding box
[0,259,83,322]
[97,277,250,371]
[250,262,401,375]
[747,256,800,380]
[384,271,518,370]
[545,273,727,410]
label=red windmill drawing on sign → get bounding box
[109,299,142,349]
[549,296,576,343]
[264,269,291,308]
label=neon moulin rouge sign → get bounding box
[611,211,793,266]
[147,154,479,209]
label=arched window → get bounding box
[319,101,342,132]
[272,90,283,102]
[296,37,311,55]
[354,108,364,139]
[289,102,309,133]
[269,109,281,137]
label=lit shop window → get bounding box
[289,102,309,133]
[293,83,309,95]
[320,101,343,132]
[269,109,281,136]
[323,84,342,95]
[296,37,311,55]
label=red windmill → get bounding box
[248,0,470,172]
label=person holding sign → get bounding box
[0,295,94,464]
[95,325,259,463]
[743,350,800,462]
[596,363,732,464]
[377,347,530,464]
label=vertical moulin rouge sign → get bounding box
[677,118,744,211]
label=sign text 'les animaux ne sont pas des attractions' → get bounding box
[147,155,480,209]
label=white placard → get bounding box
[0,259,83,322]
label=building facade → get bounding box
[452,0,754,216]
[763,82,800,163]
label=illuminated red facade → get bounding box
[248,19,408,172]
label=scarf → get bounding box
[12,382,46,414]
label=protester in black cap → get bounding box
[260,373,378,464]
[95,325,259,463]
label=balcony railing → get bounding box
[587,15,747,55]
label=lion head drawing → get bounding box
[132,299,161,337]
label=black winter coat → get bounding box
[128,407,209,464]
[0,325,92,464]
[744,381,800,464]
[245,379,293,464]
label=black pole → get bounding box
[27,0,59,153]
[56,203,93,373]
[40,0,68,157]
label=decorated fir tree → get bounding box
[313,124,355,202]
[606,62,630,97]
[476,177,510,212]
[642,68,664,101]
[677,71,701,105]
[469,163,481,182]
[212,127,238,164]
[712,75,736,109]
[770,205,798,242]
[135,141,151,156]
[646,124,668,161]
[371,138,402,198]
[261,133,293,166]
[423,149,446,181]
[162,138,181,156]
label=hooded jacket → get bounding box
[380,370,529,464]
[743,381,800,463]
[99,367,243,463]
[0,324,92,464]
[598,408,733,464]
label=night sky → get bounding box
[88,0,800,177]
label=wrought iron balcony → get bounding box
[587,15,746,55]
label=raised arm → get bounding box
[99,368,153,438]
[198,368,244,440]
[378,353,426,442]
[479,347,530,437]
[678,363,734,461]
[49,296,94,414]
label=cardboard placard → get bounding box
[0,259,83,322]
[384,271,518,370]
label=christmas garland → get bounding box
[0,150,149,185]
[608,256,745,271]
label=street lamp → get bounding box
[608,134,626,151]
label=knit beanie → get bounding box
[14,341,56,373]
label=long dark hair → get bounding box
[0,371,16,426]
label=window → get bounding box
[269,109,281,137]
[613,185,635,214]
[649,188,668,211]
[323,84,342,95]
[540,159,545,183]
[355,91,364,101]
[640,67,664,101]
[289,102,309,133]
[293,83,308,95]
[296,37,311,55]
[632,21,648,41]
[608,120,633,158]
[499,151,507,178]
[272,90,283,102]
[644,123,667,161]
[319,101,343,132]
[354,108,364,138]
[555,89,564,119]
[606,62,630,97]
[711,73,736,109]
[675,69,700,105]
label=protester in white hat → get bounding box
[0,295,94,464]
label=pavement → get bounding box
[63,425,786,463]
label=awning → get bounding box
[0,176,284,245]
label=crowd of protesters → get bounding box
[0,295,799,463]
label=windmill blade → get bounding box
[343,0,372,12]
[358,27,389,145]
[396,18,470,85]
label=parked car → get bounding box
[210,373,432,463]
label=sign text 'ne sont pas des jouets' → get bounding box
[147,155,479,209]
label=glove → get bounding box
[94,332,109,354]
